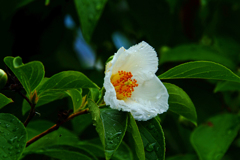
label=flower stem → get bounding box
[26,108,89,147]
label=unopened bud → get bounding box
[0,69,8,89]
[30,90,39,105]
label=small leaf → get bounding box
[37,71,98,96]
[0,93,13,109]
[137,118,165,160]
[160,44,236,69]
[164,83,197,125]
[0,113,27,160]
[214,81,240,92]
[74,0,108,42]
[128,113,145,160]
[190,114,240,160]
[4,56,45,95]
[158,61,240,83]
[66,89,83,112]
[88,100,128,160]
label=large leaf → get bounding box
[74,0,108,42]
[78,139,133,160]
[4,56,45,95]
[32,145,94,160]
[127,113,145,160]
[0,113,27,160]
[0,93,13,109]
[137,118,165,160]
[214,81,240,92]
[163,83,197,125]
[159,61,240,83]
[160,44,236,69]
[37,71,98,96]
[88,100,128,160]
[190,114,240,160]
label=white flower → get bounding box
[103,41,169,121]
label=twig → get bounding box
[17,90,36,127]
[26,108,89,147]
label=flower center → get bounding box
[111,70,138,100]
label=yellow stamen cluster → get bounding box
[111,70,138,100]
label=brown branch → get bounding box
[26,108,89,147]
[16,90,36,127]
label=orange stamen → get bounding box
[111,70,138,100]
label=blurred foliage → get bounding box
[1,0,240,160]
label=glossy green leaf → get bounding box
[166,154,198,160]
[4,56,45,95]
[164,83,197,125]
[23,120,79,153]
[159,61,240,83]
[214,81,240,92]
[66,89,83,112]
[160,44,236,69]
[137,118,165,160]
[191,114,240,160]
[71,113,92,135]
[78,139,133,160]
[128,113,145,160]
[33,145,93,160]
[0,113,27,160]
[88,88,100,102]
[0,93,13,109]
[74,0,108,42]
[37,71,98,96]
[88,100,128,160]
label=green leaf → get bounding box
[74,0,108,42]
[66,89,83,112]
[37,71,98,96]
[158,61,240,83]
[0,113,27,159]
[166,154,198,160]
[0,93,13,109]
[214,81,240,92]
[23,120,79,153]
[190,114,240,160]
[160,44,236,69]
[88,88,100,102]
[137,118,165,160]
[4,56,45,95]
[163,83,197,125]
[33,145,93,160]
[127,113,145,160]
[78,139,134,160]
[71,113,92,135]
[88,100,128,160]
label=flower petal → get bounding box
[111,41,158,82]
[127,76,169,121]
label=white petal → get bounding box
[111,41,158,82]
